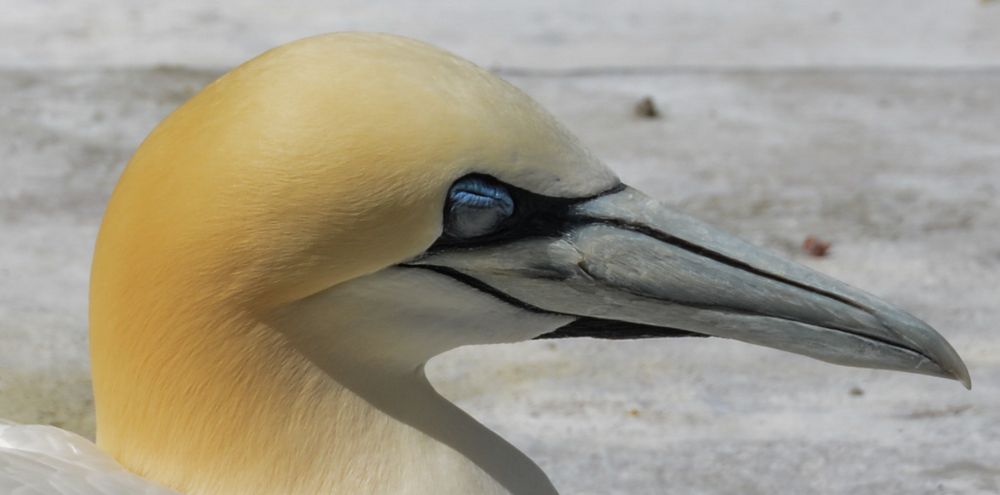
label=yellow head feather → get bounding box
[90,32,612,494]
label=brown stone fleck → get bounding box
[634,96,660,119]
[802,235,831,257]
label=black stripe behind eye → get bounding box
[400,263,707,340]
[431,177,870,318]
[404,264,552,314]
[430,175,625,252]
[538,317,706,340]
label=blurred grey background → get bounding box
[1,1,999,493]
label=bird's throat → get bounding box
[90,310,552,495]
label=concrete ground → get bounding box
[1,2,999,494]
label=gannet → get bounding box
[1,33,970,495]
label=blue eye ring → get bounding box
[444,176,515,239]
[450,178,514,214]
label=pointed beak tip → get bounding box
[921,333,971,390]
[930,345,971,390]
[953,363,972,390]
[925,330,971,390]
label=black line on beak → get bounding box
[594,217,874,315]
[401,264,551,315]
[536,317,706,340]
[399,264,707,340]
[401,262,934,359]
[424,175,871,320]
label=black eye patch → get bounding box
[433,174,624,251]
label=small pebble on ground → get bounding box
[634,96,661,119]
[802,235,831,257]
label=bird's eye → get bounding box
[443,176,515,239]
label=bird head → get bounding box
[92,33,969,399]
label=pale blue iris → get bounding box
[444,177,514,239]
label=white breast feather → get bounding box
[0,421,181,495]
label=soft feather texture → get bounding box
[0,31,604,495]
[0,421,179,494]
[83,32,614,494]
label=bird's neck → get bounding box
[90,308,556,495]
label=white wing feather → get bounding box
[0,421,181,495]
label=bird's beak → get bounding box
[407,186,971,388]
